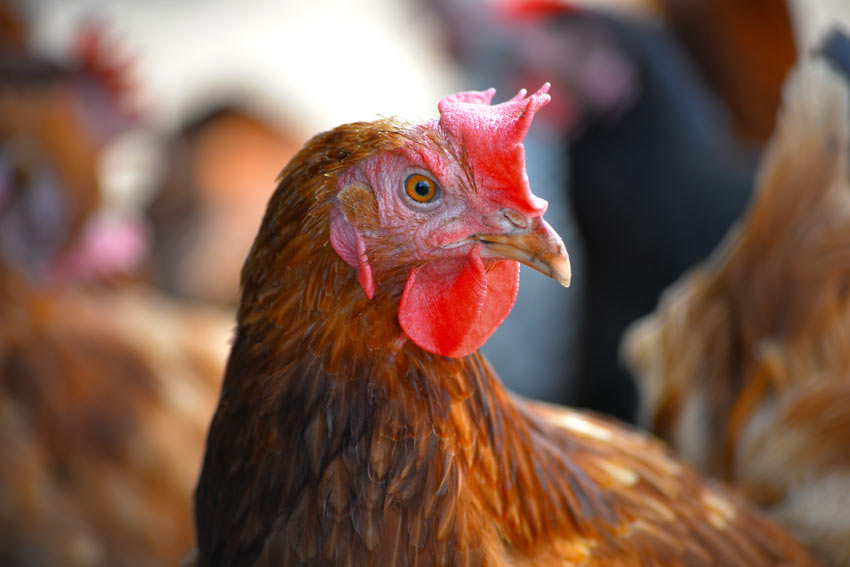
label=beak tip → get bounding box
[550,253,572,287]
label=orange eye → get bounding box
[404,174,440,203]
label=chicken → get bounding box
[622,42,850,565]
[194,84,818,566]
[0,7,138,284]
[0,11,231,563]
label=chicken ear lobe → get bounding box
[329,185,376,299]
[399,248,520,358]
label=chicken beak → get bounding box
[474,217,571,287]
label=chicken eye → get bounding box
[404,174,440,203]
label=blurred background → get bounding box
[1,0,849,564]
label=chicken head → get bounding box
[329,84,570,358]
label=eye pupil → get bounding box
[414,181,431,197]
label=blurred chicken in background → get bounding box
[624,34,850,565]
[0,16,131,284]
[426,0,796,421]
[147,104,304,304]
[0,3,230,564]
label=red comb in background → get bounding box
[437,83,552,217]
[495,0,577,20]
[73,20,137,115]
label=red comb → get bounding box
[495,0,577,20]
[437,83,551,217]
[73,20,136,114]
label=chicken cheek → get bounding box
[399,248,520,358]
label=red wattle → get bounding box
[398,249,520,358]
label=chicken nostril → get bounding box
[501,208,529,230]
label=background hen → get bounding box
[623,36,850,565]
[0,9,231,564]
[194,84,818,566]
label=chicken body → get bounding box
[194,87,817,566]
[0,276,229,566]
[623,49,850,565]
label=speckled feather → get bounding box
[194,115,818,566]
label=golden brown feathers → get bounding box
[623,55,850,564]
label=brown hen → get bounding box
[194,85,818,566]
[0,13,232,562]
[623,49,850,565]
